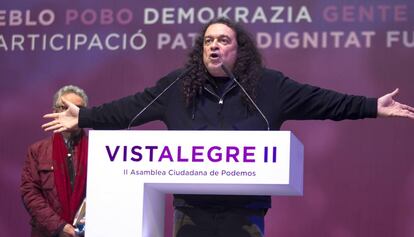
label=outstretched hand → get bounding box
[377,88,414,120]
[42,98,80,133]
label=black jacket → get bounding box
[79,68,377,208]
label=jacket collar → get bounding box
[204,75,236,97]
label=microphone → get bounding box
[127,65,195,129]
[220,64,270,131]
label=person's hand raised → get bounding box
[42,98,80,133]
[377,88,414,120]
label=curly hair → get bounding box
[53,85,88,109]
[182,18,263,111]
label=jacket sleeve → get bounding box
[276,74,378,121]
[79,70,182,130]
[20,143,67,236]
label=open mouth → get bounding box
[210,53,220,59]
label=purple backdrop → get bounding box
[1,1,413,236]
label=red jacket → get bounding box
[20,135,86,237]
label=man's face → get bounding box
[54,92,85,135]
[54,93,85,113]
[203,23,238,77]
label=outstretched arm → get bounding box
[42,98,80,133]
[377,88,414,119]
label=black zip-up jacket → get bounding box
[79,68,377,208]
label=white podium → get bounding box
[85,130,303,237]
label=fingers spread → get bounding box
[403,104,414,113]
[43,123,62,132]
[43,113,59,119]
[41,120,59,129]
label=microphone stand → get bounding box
[220,64,270,131]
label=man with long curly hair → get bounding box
[42,18,414,237]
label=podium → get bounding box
[85,131,303,237]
